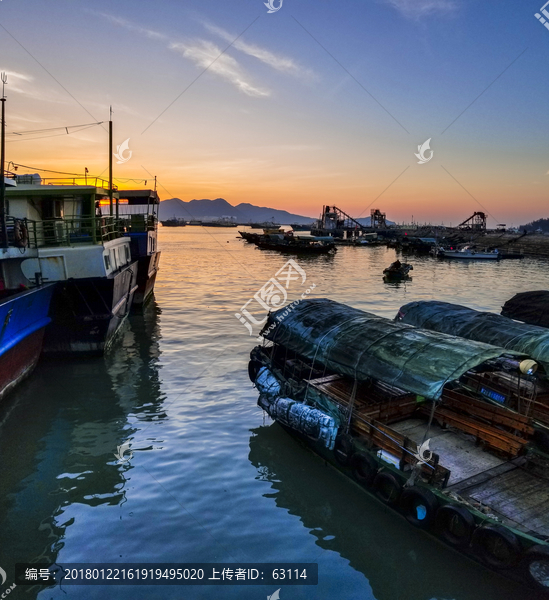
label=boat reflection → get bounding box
[248,423,527,600]
[0,300,165,581]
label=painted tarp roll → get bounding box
[255,367,338,450]
[397,300,549,372]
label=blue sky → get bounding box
[1,0,548,224]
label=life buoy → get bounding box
[472,524,522,569]
[435,504,476,546]
[350,451,377,485]
[334,434,354,466]
[519,544,549,592]
[373,471,402,505]
[400,486,439,529]
[14,219,28,248]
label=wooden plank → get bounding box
[442,389,534,435]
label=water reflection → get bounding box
[248,423,528,600]
[0,301,165,584]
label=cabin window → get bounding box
[104,254,110,270]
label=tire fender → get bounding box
[400,486,439,529]
[472,524,522,569]
[350,452,378,486]
[435,504,476,547]
[373,471,402,505]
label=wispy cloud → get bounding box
[90,12,311,97]
[384,0,457,19]
[170,41,270,98]
[88,10,167,40]
[203,23,313,78]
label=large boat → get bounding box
[6,175,138,355]
[118,189,161,306]
[0,179,55,403]
[256,238,337,255]
[438,245,499,260]
[248,299,549,595]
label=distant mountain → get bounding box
[158,198,316,224]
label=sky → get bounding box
[1,0,548,226]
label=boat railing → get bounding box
[16,175,117,190]
[34,216,125,246]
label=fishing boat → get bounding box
[118,189,161,306]
[6,176,138,355]
[502,291,549,328]
[438,246,499,260]
[238,231,261,243]
[395,300,549,429]
[383,260,413,280]
[160,217,186,227]
[248,299,549,594]
[255,237,336,255]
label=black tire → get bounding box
[472,525,522,569]
[248,360,262,384]
[400,486,438,529]
[435,504,476,547]
[334,434,354,466]
[350,452,377,486]
[373,471,402,505]
[519,545,549,593]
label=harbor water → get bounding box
[1,226,548,600]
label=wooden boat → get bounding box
[255,239,336,255]
[248,299,549,595]
[438,246,499,260]
[238,231,261,243]
[383,261,413,280]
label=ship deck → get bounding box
[393,417,549,537]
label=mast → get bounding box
[109,106,113,217]
[0,73,7,249]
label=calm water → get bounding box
[1,227,548,600]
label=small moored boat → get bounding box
[383,260,413,280]
[438,246,499,260]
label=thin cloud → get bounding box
[170,40,270,98]
[203,23,313,78]
[88,10,167,40]
[384,0,457,18]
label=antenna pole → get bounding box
[0,73,8,249]
[109,106,113,217]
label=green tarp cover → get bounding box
[398,300,549,371]
[262,299,521,400]
[501,291,549,328]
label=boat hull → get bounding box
[0,284,55,403]
[441,251,499,260]
[133,251,161,306]
[256,241,336,254]
[43,262,138,355]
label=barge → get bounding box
[248,299,549,594]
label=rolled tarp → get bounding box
[501,291,549,328]
[396,300,549,371]
[261,298,523,401]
